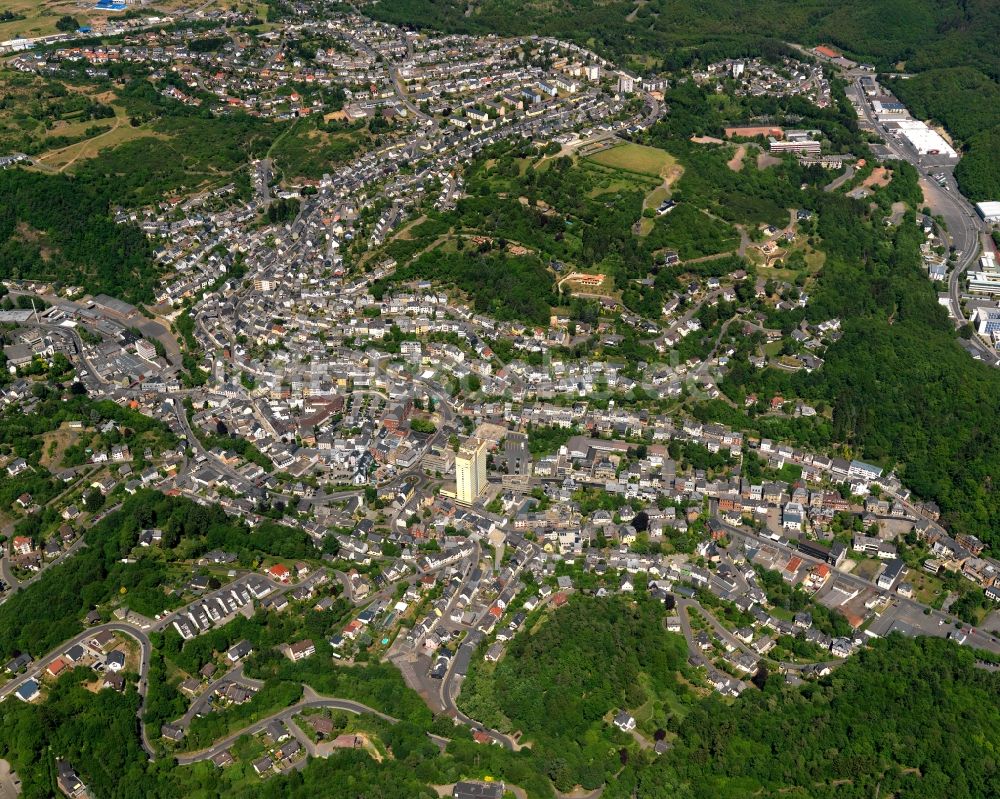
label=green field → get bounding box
[586,142,676,177]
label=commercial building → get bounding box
[972,307,1000,339]
[871,99,906,116]
[975,201,1000,224]
[968,253,1000,296]
[455,438,488,504]
[883,119,957,158]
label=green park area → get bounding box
[586,142,676,177]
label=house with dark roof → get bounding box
[15,679,39,702]
[227,639,254,662]
[453,782,504,799]
[253,756,274,775]
[106,650,126,672]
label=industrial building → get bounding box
[972,306,1000,340]
[968,253,1000,296]
[882,118,957,158]
[975,201,1000,224]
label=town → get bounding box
[0,2,999,797]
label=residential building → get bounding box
[455,438,488,504]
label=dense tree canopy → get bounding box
[0,491,315,661]
[890,68,1000,200]
[370,0,1000,77]
[371,1,998,201]
[718,185,1000,548]
[0,170,157,302]
[609,635,1000,799]
[461,596,690,790]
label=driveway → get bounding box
[0,760,20,799]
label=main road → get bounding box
[848,75,998,366]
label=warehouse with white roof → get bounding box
[976,202,1000,224]
[883,118,957,158]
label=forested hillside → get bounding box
[889,69,1000,200]
[461,596,691,790]
[0,170,157,302]
[0,490,314,661]
[369,0,999,74]
[610,635,1000,799]
[712,175,1000,545]
[428,596,1000,798]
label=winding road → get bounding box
[676,597,844,675]
[173,663,266,730]
[173,686,397,765]
[848,76,998,366]
[0,622,156,757]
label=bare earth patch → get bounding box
[862,166,892,189]
[757,152,782,169]
[727,144,746,172]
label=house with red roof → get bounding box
[47,657,69,677]
[12,536,33,556]
[266,563,291,583]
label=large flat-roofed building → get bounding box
[769,129,821,155]
[968,272,1000,295]
[883,119,957,158]
[973,307,1000,339]
[455,438,488,504]
[769,138,821,155]
[975,201,1000,224]
[90,293,138,318]
[968,252,1000,295]
[871,99,906,115]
